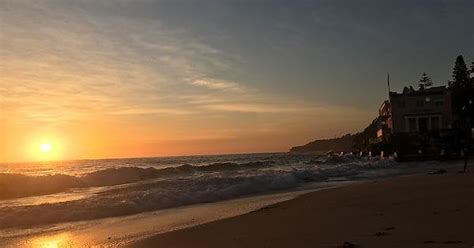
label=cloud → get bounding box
[110,108,194,116]
[202,103,302,113]
[190,79,246,92]
[0,0,242,122]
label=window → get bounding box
[408,118,417,132]
[416,100,424,107]
[431,117,440,130]
[398,101,405,108]
[435,101,444,106]
[418,117,428,132]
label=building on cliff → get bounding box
[376,86,455,141]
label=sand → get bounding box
[130,171,474,248]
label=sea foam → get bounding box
[0,157,401,229]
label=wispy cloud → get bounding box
[190,79,247,92]
[1,0,380,128]
[202,103,302,113]
[110,108,195,116]
[0,0,242,123]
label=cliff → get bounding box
[289,134,355,153]
[290,118,378,153]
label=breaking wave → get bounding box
[0,158,407,229]
[0,161,276,200]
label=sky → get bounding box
[0,0,473,162]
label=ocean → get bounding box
[0,153,459,247]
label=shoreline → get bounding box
[130,170,474,248]
[0,184,326,247]
[0,180,377,247]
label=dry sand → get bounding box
[130,171,474,248]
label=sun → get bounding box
[27,136,64,161]
[40,143,52,153]
[33,140,62,161]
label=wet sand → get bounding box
[0,186,316,247]
[131,171,474,248]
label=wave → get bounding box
[0,161,276,200]
[0,159,400,229]
[306,153,368,165]
[0,156,457,230]
[0,174,83,200]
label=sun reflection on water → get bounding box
[30,233,72,248]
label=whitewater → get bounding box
[0,153,460,246]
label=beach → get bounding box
[131,170,474,248]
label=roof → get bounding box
[389,86,448,97]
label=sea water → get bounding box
[0,153,461,247]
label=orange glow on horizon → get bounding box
[0,115,367,163]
